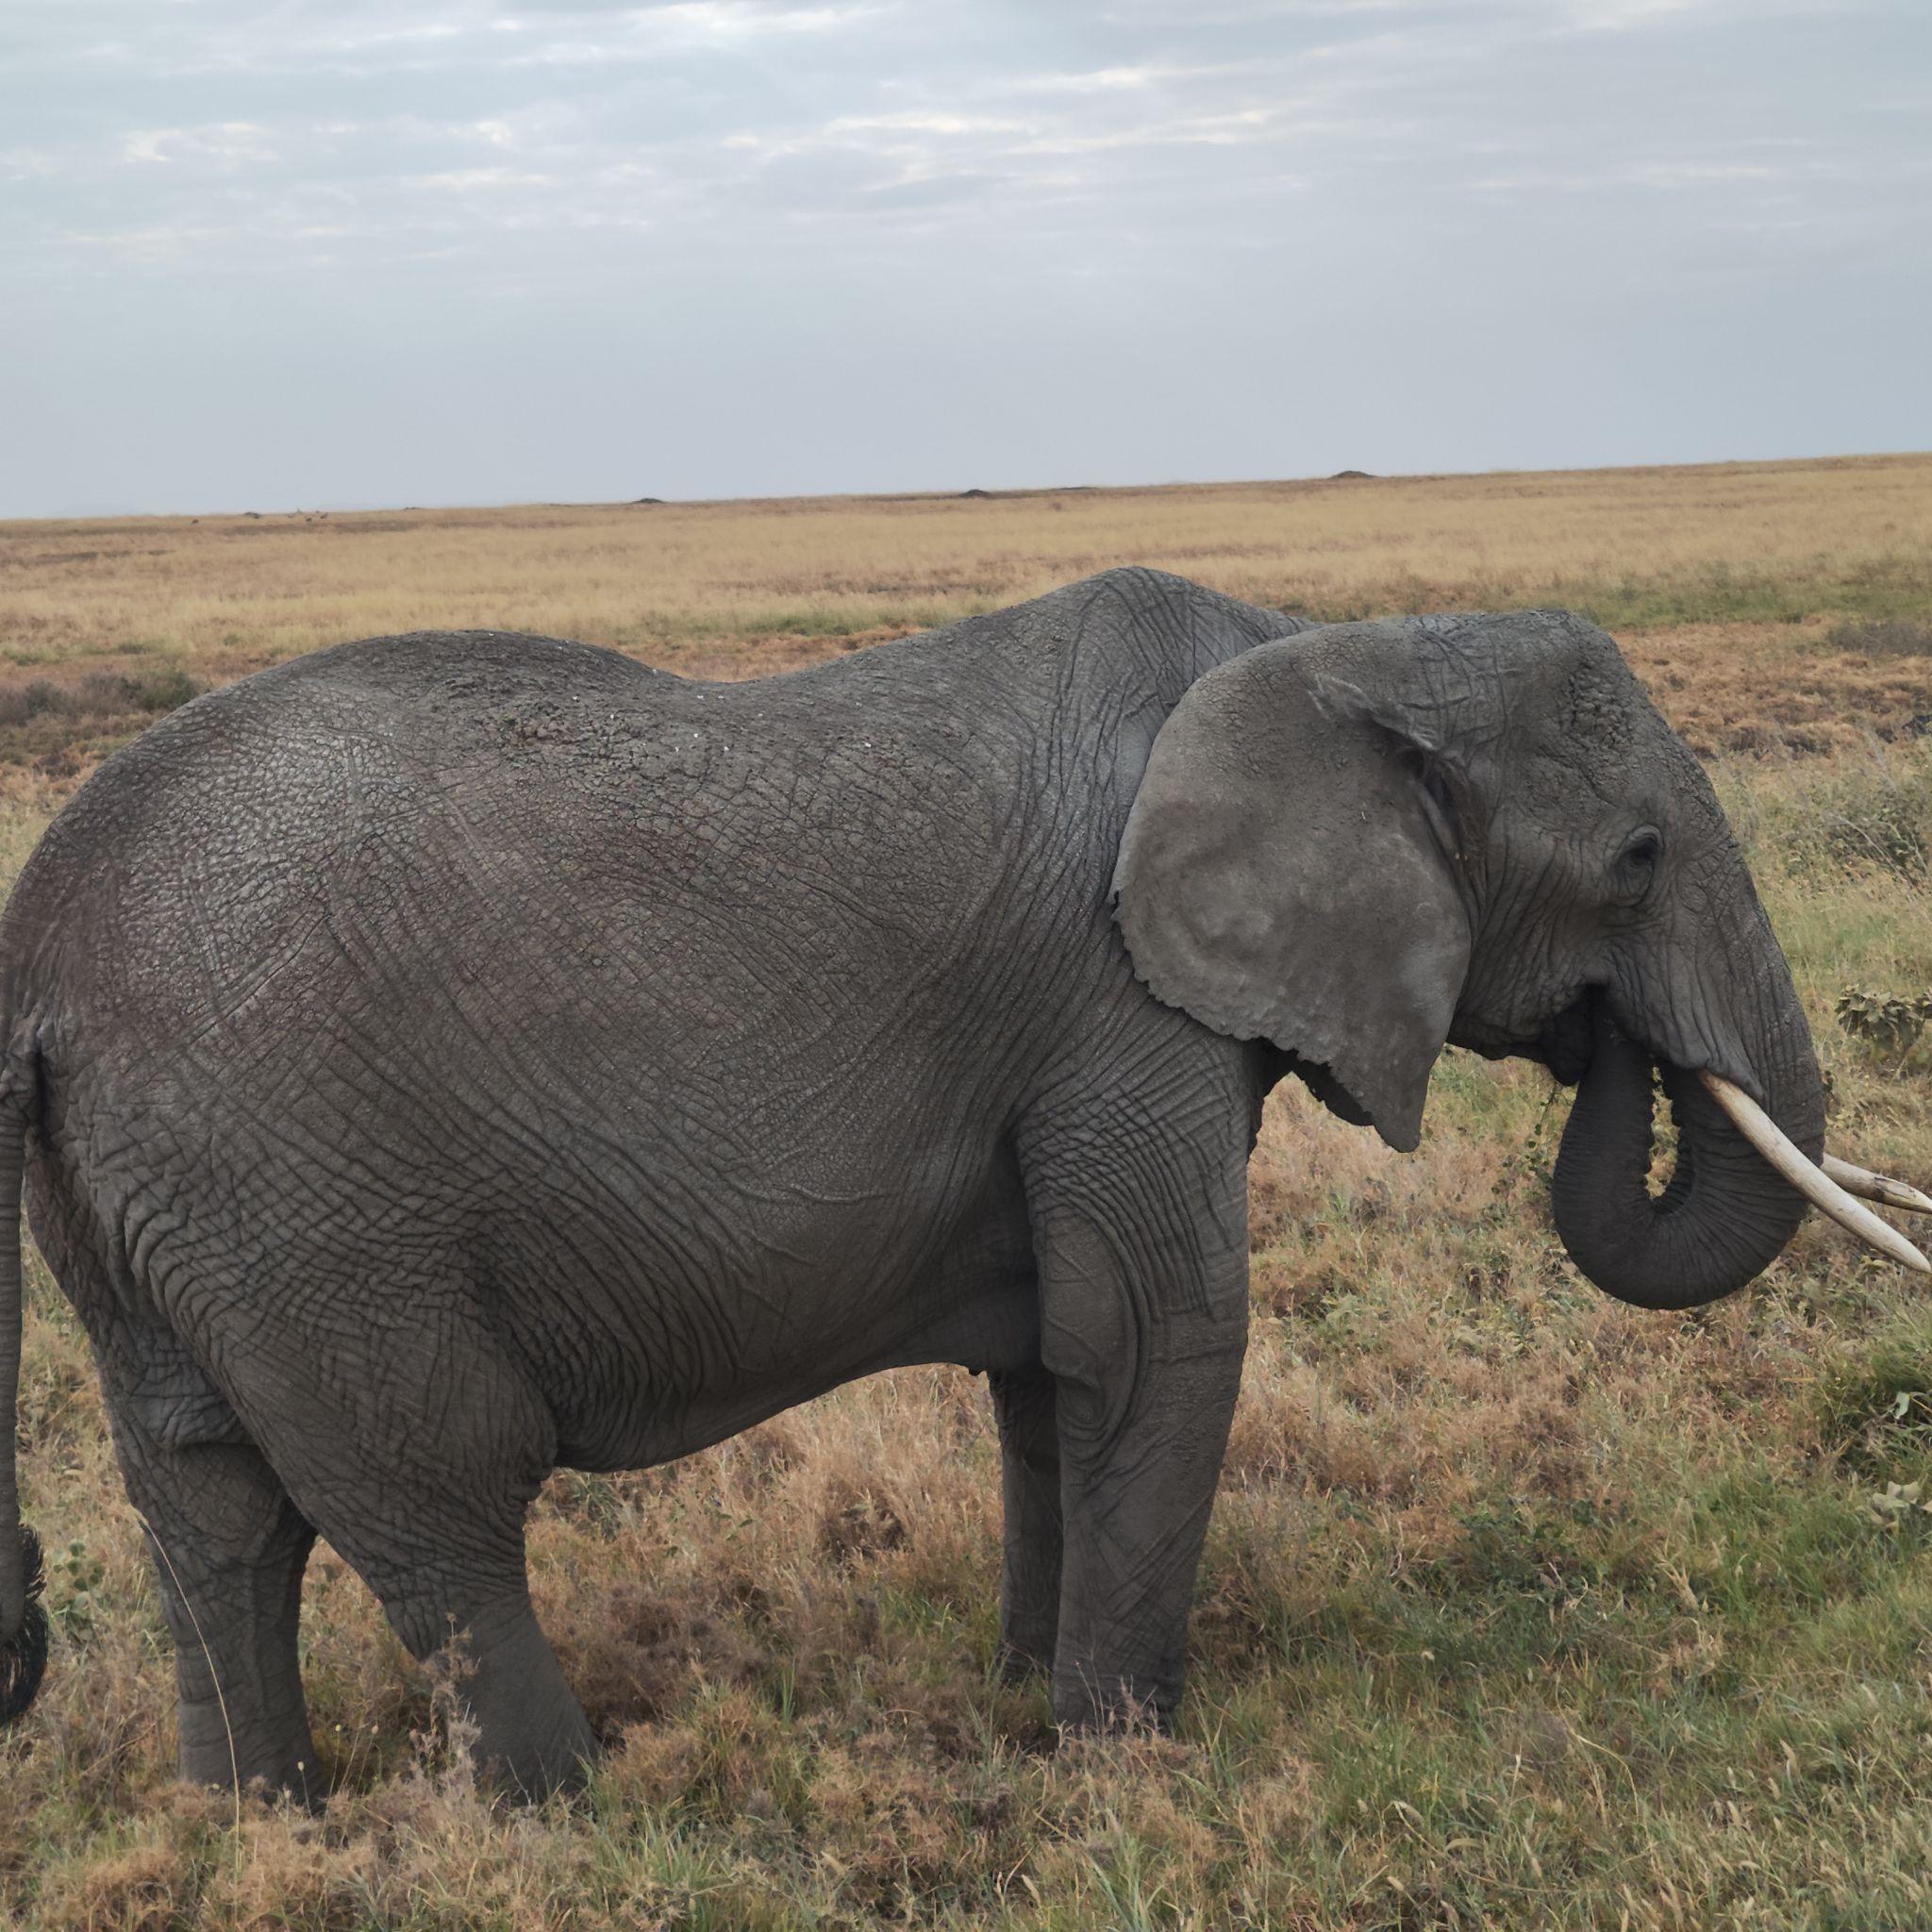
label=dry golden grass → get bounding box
[2,453,1927,681]
[3,454,1928,780]
[2,453,1932,1928]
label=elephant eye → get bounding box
[1614,826,1663,898]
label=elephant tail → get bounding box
[0,1061,47,1727]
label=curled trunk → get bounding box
[1551,992,1825,1310]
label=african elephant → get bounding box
[0,568,1912,1798]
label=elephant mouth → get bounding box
[1526,993,1595,1086]
[1452,991,1595,1085]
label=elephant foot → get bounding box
[470,1690,597,1802]
[179,1694,324,1809]
[438,1596,597,1802]
[996,1625,1057,1683]
[1051,1667,1178,1738]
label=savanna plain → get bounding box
[3,454,1932,1931]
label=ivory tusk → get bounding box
[1699,1072,1932,1276]
[1822,1154,1932,1218]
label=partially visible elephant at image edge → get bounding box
[0,568,1830,1797]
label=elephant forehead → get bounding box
[1500,662,1679,818]
[1561,656,1641,758]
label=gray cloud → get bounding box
[0,0,1925,513]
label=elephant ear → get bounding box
[1112,631,1473,1152]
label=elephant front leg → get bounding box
[989,1365,1062,1678]
[1024,1173,1249,1734]
[1049,1327,1243,1730]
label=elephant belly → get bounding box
[598,1264,1042,1472]
[507,1138,1045,1474]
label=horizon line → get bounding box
[4,446,1928,529]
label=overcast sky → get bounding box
[3,0,1926,517]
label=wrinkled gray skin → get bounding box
[0,569,1822,1799]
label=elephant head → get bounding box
[1113,608,1920,1309]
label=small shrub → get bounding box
[50,1538,105,1645]
[0,682,67,728]
[1836,987,1932,1058]
[0,665,205,766]
[1824,793,1929,881]
[1814,1318,1932,1479]
[1741,746,1932,884]
[1868,1478,1932,1529]
[124,666,202,713]
[1416,1500,1601,1601]
[1828,617,1932,658]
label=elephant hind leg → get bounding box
[107,1407,320,1802]
[232,1306,595,1800]
[387,1586,597,1800]
[28,1168,320,1796]
[325,1554,593,1801]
